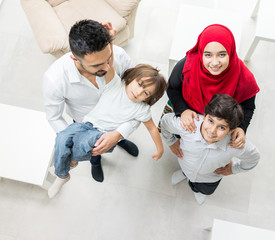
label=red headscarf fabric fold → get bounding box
[182,24,260,114]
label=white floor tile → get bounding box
[17,175,105,240]
[91,183,174,240]
[0,234,15,240]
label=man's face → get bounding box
[201,114,233,144]
[75,44,112,77]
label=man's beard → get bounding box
[79,62,107,77]
[93,70,107,77]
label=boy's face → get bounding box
[201,114,233,144]
[126,77,156,103]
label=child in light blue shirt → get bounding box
[161,94,260,204]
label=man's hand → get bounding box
[92,131,122,156]
[214,161,233,176]
[169,139,183,159]
[229,127,245,149]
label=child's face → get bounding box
[126,77,156,103]
[201,114,233,144]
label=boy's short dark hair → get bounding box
[122,64,167,106]
[204,94,244,130]
[69,19,112,59]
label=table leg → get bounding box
[168,59,177,76]
[244,37,260,62]
[41,172,55,190]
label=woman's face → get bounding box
[202,42,229,75]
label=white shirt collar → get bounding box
[65,53,82,83]
[65,54,106,88]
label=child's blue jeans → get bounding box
[54,122,114,177]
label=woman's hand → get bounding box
[229,127,245,149]
[180,109,199,133]
[101,22,117,39]
[169,139,183,159]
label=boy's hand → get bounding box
[229,127,245,149]
[169,139,183,159]
[214,161,233,176]
[180,109,199,133]
[152,150,163,161]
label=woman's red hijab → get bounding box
[182,24,259,114]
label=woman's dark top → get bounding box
[167,57,256,133]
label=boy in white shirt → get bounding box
[161,94,260,204]
[48,49,167,198]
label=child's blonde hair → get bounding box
[122,64,167,106]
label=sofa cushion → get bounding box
[105,0,140,18]
[54,0,126,34]
[46,0,67,7]
[21,0,69,53]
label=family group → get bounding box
[43,20,260,204]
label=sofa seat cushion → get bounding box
[54,0,126,34]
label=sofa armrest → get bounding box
[21,0,69,54]
[47,0,67,7]
[105,0,140,18]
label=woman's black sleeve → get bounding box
[239,95,256,133]
[167,57,190,116]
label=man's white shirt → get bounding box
[43,45,138,138]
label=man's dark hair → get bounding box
[69,19,112,58]
[122,64,167,106]
[204,94,244,130]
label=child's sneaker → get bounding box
[48,174,70,199]
[194,192,206,205]
[171,169,186,185]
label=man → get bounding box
[43,20,139,182]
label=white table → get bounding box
[0,103,56,189]
[211,219,275,240]
[169,4,244,75]
[242,0,275,61]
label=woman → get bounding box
[164,24,259,158]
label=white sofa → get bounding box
[21,0,141,58]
